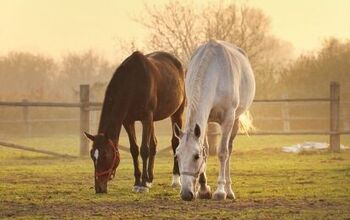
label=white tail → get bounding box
[238,111,255,134]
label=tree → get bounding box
[59,50,114,100]
[281,38,350,98]
[133,1,292,98]
[0,52,57,100]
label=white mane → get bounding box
[186,41,216,125]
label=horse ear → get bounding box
[84,132,95,141]
[174,123,184,139]
[194,124,201,138]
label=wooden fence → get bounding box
[0,82,349,156]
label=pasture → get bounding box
[1,134,350,219]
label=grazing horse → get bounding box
[85,51,185,193]
[174,40,255,201]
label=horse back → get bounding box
[107,51,185,122]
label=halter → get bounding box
[95,138,120,181]
[180,143,208,178]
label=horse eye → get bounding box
[194,154,200,160]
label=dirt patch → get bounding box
[1,197,345,219]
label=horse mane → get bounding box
[186,40,216,123]
[98,51,148,133]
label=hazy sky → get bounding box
[1,0,349,61]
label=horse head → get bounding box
[84,132,120,193]
[174,123,207,201]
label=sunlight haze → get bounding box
[1,0,349,61]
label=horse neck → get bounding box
[185,97,213,143]
[98,88,127,145]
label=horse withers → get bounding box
[85,51,185,193]
[174,40,255,201]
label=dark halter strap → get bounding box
[95,137,120,181]
[180,143,208,178]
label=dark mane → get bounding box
[98,51,149,134]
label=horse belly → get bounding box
[153,94,183,121]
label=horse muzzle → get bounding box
[95,179,107,194]
[180,188,195,201]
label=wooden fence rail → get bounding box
[0,141,77,158]
[0,82,348,156]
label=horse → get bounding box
[173,40,255,201]
[84,51,185,193]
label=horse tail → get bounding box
[238,111,255,135]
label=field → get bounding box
[1,134,350,219]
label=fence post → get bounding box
[80,85,90,156]
[281,94,291,132]
[330,82,340,152]
[22,99,32,137]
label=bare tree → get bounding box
[0,52,57,100]
[282,38,350,98]
[135,1,200,62]
[59,50,114,101]
[136,1,291,65]
[132,1,292,98]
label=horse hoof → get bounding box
[197,186,212,199]
[138,186,149,193]
[146,182,152,188]
[132,186,140,193]
[226,192,236,200]
[213,191,227,200]
[197,190,212,199]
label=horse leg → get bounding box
[213,111,235,200]
[197,135,212,199]
[123,122,141,192]
[147,125,157,187]
[170,101,185,187]
[225,119,239,200]
[139,113,153,192]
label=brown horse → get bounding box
[84,51,185,193]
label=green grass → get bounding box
[1,135,350,219]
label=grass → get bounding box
[0,134,350,219]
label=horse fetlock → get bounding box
[147,176,154,184]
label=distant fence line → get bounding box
[0,82,349,156]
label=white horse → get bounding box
[174,40,255,201]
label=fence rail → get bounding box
[0,101,81,108]
[253,98,331,102]
[0,82,349,155]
